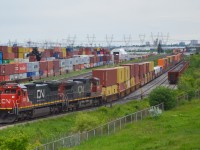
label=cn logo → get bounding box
[37,89,45,99]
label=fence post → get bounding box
[108,123,110,135]
[141,111,143,120]
[120,119,121,129]
[52,142,55,150]
[131,114,132,123]
[135,113,137,122]
[87,132,88,140]
[101,126,103,136]
[125,117,126,124]
[78,133,81,145]
[62,139,65,148]
[114,121,116,133]
[94,129,96,136]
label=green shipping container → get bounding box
[2,60,10,64]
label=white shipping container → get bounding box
[66,58,74,66]
[59,59,66,67]
[46,57,55,61]
[84,64,90,68]
[18,73,27,79]
[10,74,19,81]
[27,62,39,72]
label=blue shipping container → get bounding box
[0,52,2,60]
[27,72,36,77]
[0,60,2,64]
[66,47,73,52]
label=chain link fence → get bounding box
[35,103,164,150]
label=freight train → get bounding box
[168,61,189,84]
[0,53,183,123]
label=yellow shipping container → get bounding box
[149,61,154,72]
[18,53,24,58]
[111,85,118,94]
[62,48,66,58]
[102,86,112,96]
[115,67,125,83]
[8,47,12,53]
[123,66,130,81]
[9,60,15,64]
[126,80,131,89]
[130,77,135,86]
[18,47,25,53]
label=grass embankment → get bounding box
[0,100,149,149]
[68,99,200,150]
[178,55,200,99]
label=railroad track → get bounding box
[0,59,180,130]
[58,71,92,81]
[124,62,182,100]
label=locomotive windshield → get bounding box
[4,89,16,94]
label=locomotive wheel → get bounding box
[0,111,17,123]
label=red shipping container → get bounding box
[54,47,61,52]
[134,76,140,85]
[48,69,54,76]
[53,60,60,72]
[14,63,27,74]
[0,64,15,75]
[29,55,37,62]
[118,82,126,92]
[146,62,150,73]
[12,47,19,53]
[47,61,53,71]
[121,64,134,78]
[14,53,18,58]
[39,61,48,70]
[92,68,117,87]
[67,51,73,58]
[90,57,94,63]
[133,64,139,77]
[73,64,81,71]
[3,53,15,59]
[0,46,8,53]
[139,63,145,76]
[0,75,10,81]
[90,63,94,68]
[96,56,100,63]
[42,50,51,58]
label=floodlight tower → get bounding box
[105,34,114,50]
[87,34,95,50]
[63,35,76,50]
[123,34,132,51]
[161,32,169,45]
[139,34,146,46]
[151,32,160,47]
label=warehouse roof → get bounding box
[110,48,128,55]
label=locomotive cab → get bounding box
[90,77,102,96]
[0,83,30,109]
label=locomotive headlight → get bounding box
[12,96,15,98]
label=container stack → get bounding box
[93,68,118,96]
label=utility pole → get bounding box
[123,34,132,49]
[87,34,95,51]
[105,34,113,50]
[139,34,146,46]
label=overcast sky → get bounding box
[0,0,200,45]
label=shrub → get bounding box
[149,87,177,110]
[0,132,28,150]
[73,113,100,132]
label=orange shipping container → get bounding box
[158,59,165,68]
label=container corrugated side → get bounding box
[92,68,117,87]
